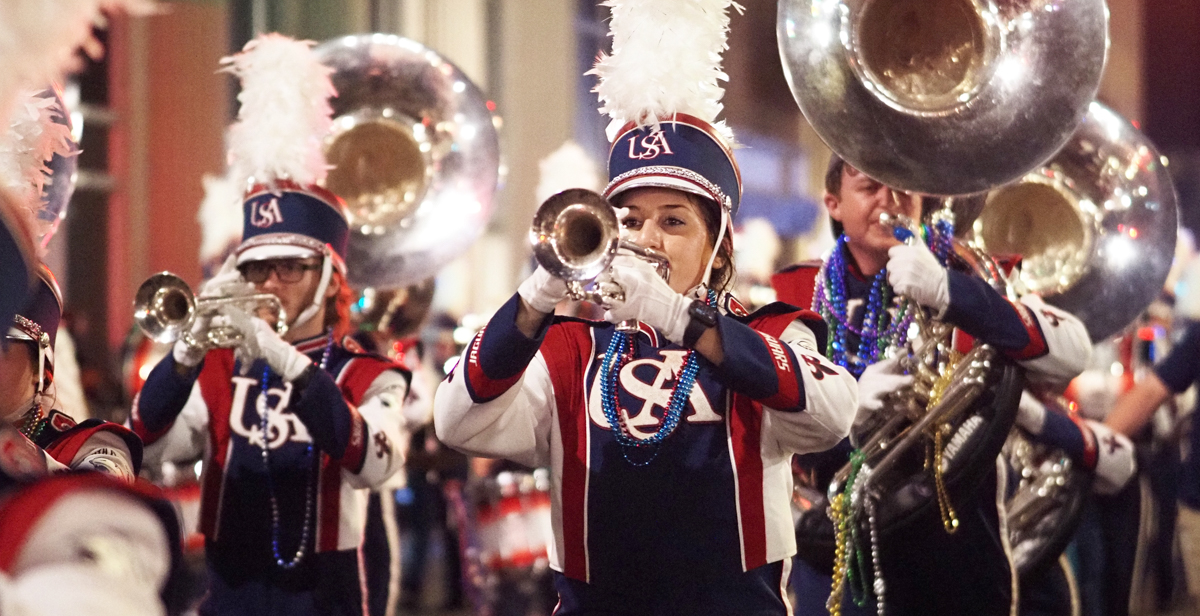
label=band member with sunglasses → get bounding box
[130,35,409,616]
[772,156,1093,616]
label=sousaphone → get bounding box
[977,101,1178,578]
[777,0,1110,583]
[313,34,501,290]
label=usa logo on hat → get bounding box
[237,180,350,271]
[604,114,742,219]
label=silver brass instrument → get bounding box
[133,272,287,348]
[777,0,1108,196]
[779,0,1110,587]
[975,103,1178,577]
[530,188,670,307]
[313,34,501,290]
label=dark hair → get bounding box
[826,155,847,239]
[691,193,735,294]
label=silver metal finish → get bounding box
[777,0,1109,195]
[972,102,1178,342]
[530,188,670,308]
[314,34,501,289]
[133,272,287,348]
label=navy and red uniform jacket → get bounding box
[34,410,143,476]
[130,334,409,587]
[773,247,1092,616]
[434,292,858,599]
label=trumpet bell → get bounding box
[314,34,501,289]
[777,0,1108,195]
[134,272,196,344]
[972,102,1179,342]
[531,189,620,283]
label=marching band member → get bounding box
[435,2,857,613]
[130,35,408,616]
[773,156,1093,616]
[1106,320,1200,606]
[2,265,142,478]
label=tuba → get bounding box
[976,102,1178,578]
[777,0,1110,585]
[777,0,1108,196]
[313,34,501,290]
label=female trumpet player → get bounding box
[435,121,858,616]
[772,156,1095,616]
[129,35,408,616]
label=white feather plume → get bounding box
[536,141,602,204]
[0,0,155,123]
[589,0,743,141]
[197,171,243,263]
[222,34,336,191]
[0,89,78,244]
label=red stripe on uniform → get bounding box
[729,395,768,569]
[317,456,342,551]
[337,357,397,406]
[1070,414,1099,470]
[343,405,368,472]
[1004,301,1049,360]
[757,332,801,410]
[544,323,593,582]
[465,330,525,401]
[197,350,236,539]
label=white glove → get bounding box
[208,305,261,370]
[854,356,912,428]
[1016,390,1048,434]
[172,312,211,368]
[517,265,569,314]
[603,254,691,344]
[252,317,312,382]
[199,254,256,299]
[887,243,950,314]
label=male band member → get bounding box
[132,34,408,615]
[773,156,1093,616]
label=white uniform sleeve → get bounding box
[762,319,857,454]
[1016,294,1093,385]
[433,349,555,469]
[1085,419,1137,495]
[0,491,171,616]
[68,431,136,481]
[345,370,409,490]
[137,384,210,469]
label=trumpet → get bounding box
[530,188,669,307]
[133,272,288,349]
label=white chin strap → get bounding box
[292,252,334,331]
[694,208,730,297]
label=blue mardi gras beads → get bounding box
[258,328,335,569]
[599,290,715,466]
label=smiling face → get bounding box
[825,164,923,274]
[615,187,726,294]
